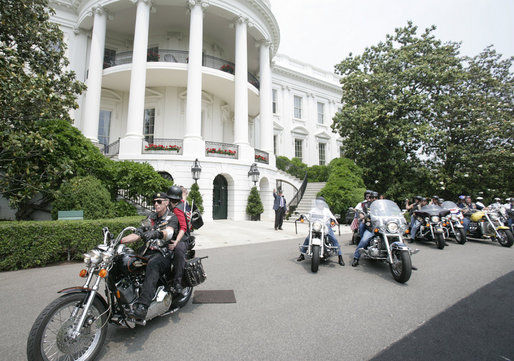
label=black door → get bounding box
[213,175,228,219]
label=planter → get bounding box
[250,214,261,221]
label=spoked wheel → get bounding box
[435,234,446,249]
[27,293,108,361]
[171,286,193,308]
[311,245,320,273]
[454,228,467,244]
[389,250,412,283]
[496,230,514,248]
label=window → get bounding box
[144,108,155,144]
[317,102,324,124]
[293,95,302,119]
[103,48,116,69]
[318,143,326,165]
[294,138,303,161]
[98,110,111,146]
[272,89,278,114]
[273,135,277,155]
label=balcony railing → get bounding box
[254,148,269,164]
[104,49,260,89]
[205,141,238,159]
[143,138,183,155]
[101,138,120,157]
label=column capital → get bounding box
[257,39,271,48]
[187,0,209,10]
[89,5,113,19]
[130,0,153,5]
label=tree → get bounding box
[187,182,204,214]
[332,22,513,201]
[0,0,86,218]
[246,186,264,220]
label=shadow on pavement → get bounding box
[371,270,514,361]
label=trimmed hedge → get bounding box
[0,216,145,271]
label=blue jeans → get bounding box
[353,230,374,259]
[463,217,471,232]
[301,226,341,256]
[358,221,366,239]
[411,219,421,239]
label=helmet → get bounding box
[476,196,484,201]
[415,195,423,201]
[364,190,372,198]
[458,195,465,200]
[370,191,379,198]
[167,185,182,201]
[432,195,439,200]
[494,197,501,202]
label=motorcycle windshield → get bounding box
[418,204,450,216]
[369,199,406,226]
[442,201,458,210]
[308,198,335,223]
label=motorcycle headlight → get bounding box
[312,221,323,232]
[86,249,102,265]
[386,222,399,233]
[431,216,440,223]
[83,253,91,265]
[489,213,499,221]
[451,215,459,222]
[102,252,113,263]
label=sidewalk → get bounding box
[193,219,352,250]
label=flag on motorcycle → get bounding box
[350,217,359,231]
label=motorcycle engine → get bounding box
[369,238,382,257]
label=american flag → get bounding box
[350,217,359,231]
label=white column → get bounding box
[82,6,106,144]
[119,0,151,157]
[183,0,208,158]
[259,40,273,154]
[234,17,248,146]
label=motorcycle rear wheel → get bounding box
[435,233,445,249]
[389,250,412,283]
[455,228,467,245]
[27,292,108,361]
[496,229,514,248]
[311,245,320,273]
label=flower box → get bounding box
[145,144,181,152]
[206,147,236,156]
[255,154,267,162]
[220,64,234,74]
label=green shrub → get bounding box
[0,216,145,271]
[51,176,114,220]
[307,165,329,182]
[319,158,366,217]
[187,182,204,213]
[113,200,138,217]
[246,186,264,217]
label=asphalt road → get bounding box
[1,235,513,361]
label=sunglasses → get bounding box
[154,199,166,205]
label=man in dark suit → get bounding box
[273,189,286,230]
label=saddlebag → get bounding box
[184,257,207,287]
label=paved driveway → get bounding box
[1,235,513,361]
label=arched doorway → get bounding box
[213,175,228,219]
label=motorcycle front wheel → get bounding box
[389,250,412,283]
[311,245,320,273]
[496,229,514,248]
[454,228,467,245]
[27,293,108,361]
[435,233,445,249]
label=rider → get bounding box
[460,196,477,232]
[506,198,514,229]
[121,192,178,320]
[167,185,190,294]
[430,195,441,206]
[351,191,379,267]
[408,197,428,243]
[475,196,485,210]
[297,196,345,266]
[355,190,372,238]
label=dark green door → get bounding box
[213,175,228,219]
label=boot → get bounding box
[296,254,305,262]
[338,255,345,266]
[351,258,359,267]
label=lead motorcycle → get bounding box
[297,198,339,273]
[358,199,416,283]
[412,204,450,249]
[27,226,207,361]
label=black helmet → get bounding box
[167,185,182,201]
[364,190,372,198]
[370,191,379,198]
[415,195,423,201]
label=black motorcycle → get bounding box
[27,226,206,361]
[412,204,450,249]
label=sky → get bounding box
[270,0,514,72]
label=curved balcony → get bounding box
[103,49,259,89]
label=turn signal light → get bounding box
[300,219,304,223]
[405,229,410,234]
[374,228,379,233]
[79,269,88,278]
[98,269,108,278]
[460,220,464,225]
[116,290,121,299]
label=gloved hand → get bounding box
[142,229,163,241]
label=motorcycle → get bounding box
[466,207,513,247]
[411,204,450,249]
[297,198,339,273]
[441,201,467,244]
[27,226,207,361]
[358,199,416,283]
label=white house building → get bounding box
[32,0,343,221]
